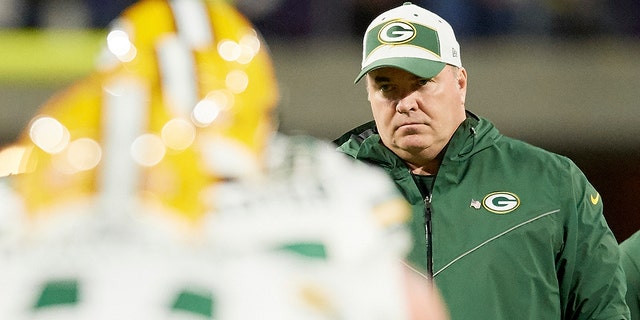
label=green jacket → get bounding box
[335,113,630,320]
[621,231,640,320]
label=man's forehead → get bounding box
[368,66,437,81]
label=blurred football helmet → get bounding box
[0,1,449,319]
[9,0,279,224]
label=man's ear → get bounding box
[457,67,468,105]
[457,67,468,89]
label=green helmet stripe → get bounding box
[278,242,328,259]
[172,289,215,318]
[34,279,79,309]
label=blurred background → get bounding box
[0,0,638,241]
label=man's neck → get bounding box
[405,147,445,176]
[408,163,439,176]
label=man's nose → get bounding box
[395,91,419,113]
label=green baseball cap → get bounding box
[355,2,462,83]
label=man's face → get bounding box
[365,65,468,165]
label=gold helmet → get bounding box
[8,0,279,224]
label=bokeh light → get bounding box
[131,134,166,167]
[192,97,223,127]
[237,31,260,64]
[161,118,196,151]
[66,138,102,171]
[107,29,137,62]
[218,39,242,62]
[29,117,70,154]
[225,70,249,94]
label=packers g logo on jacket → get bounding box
[482,192,520,214]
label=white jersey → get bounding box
[0,135,413,320]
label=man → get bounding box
[334,2,630,319]
[621,231,640,319]
[0,0,449,319]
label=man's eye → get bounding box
[418,79,429,86]
[379,84,392,92]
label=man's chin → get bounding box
[394,135,431,150]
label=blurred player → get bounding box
[0,0,448,319]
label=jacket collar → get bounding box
[335,111,499,171]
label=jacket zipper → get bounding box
[424,194,433,278]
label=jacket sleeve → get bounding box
[559,161,630,320]
[620,231,640,320]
